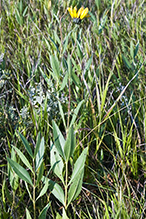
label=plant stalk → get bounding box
[67,78,71,130]
[64,161,68,210]
[33,159,36,219]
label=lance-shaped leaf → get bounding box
[85,56,92,71]
[58,101,67,129]
[19,132,33,158]
[67,169,84,207]
[12,145,33,173]
[34,132,41,158]
[122,55,133,70]
[7,157,33,186]
[26,208,32,219]
[63,33,71,54]
[50,142,64,184]
[71,72,81,87]
[35,137,45,171]
[38,202,51,219]
[69,100,84,128]
[36,178,49,201]
[50,54,60,81]
[50,181,65,206]
[8,148,19,191]
[134,41,139,59]
[36,161,44,186]
[5,184,13,203]
[42,176,65,206]
[60,71,68,91]
[56,213,62,219]
[25,182,32,201]
[64,126,76,162]
[62,208,69,219]
[53,121,65,159]
[68,147,88,186]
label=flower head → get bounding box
[68,6,90,24]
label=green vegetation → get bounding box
[0,0,146,218]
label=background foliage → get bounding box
[0,0,146,218]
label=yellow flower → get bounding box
[68,6,90,24]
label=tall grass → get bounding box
[0,0,146,218]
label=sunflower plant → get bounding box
[68,6,90,24]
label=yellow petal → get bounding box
[73,6,77,18]
[85,13,90,18]
[67,6,72,12]
[77,7,84,18]
[48,0,51,10]
[80,8,89,19]
[68,6,74,18]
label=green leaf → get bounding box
[88,11,97,23]
[60,72,68,91]
[134,41,139,59]
[85,56,92,71]
[71,72,81,87]
[50,142,64,183]
[26,208,32,219]
[42,177,65,206]
[36,162,44,186]
[40,67,51,85]
[15,8,23,25]
[5,184,13,203]
[62,208,69,219]
[48,35,59,52]
[19,132,33,158]
[76,42,83,60]
[69,100,84,128]
[122,55,133,69]
[64,126,76,162]
[34,132,41,158]
[71,56,80,72]
[58,101,67,129]
[53,30,61,44]
[35,137,45,171]
[2,179,6,208]
[56,213,62,219]
[130,41,134,58]
[12,146,33,173]
[25,182,32,200]
[36,178,49,201]
[53,121,65,159]
[19,0,23,14]
[95,0,101,9]
[69,147,88,186]
[50,181,65,206]
[63,35,69,54]
[38,202,51,219]
[22,6,28,17]
[8,148,19,191]
[50,54,60,81]
[98,12,107,34]
[67,169,84,206]
[67,148,88,206]
[7,157,33,186]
